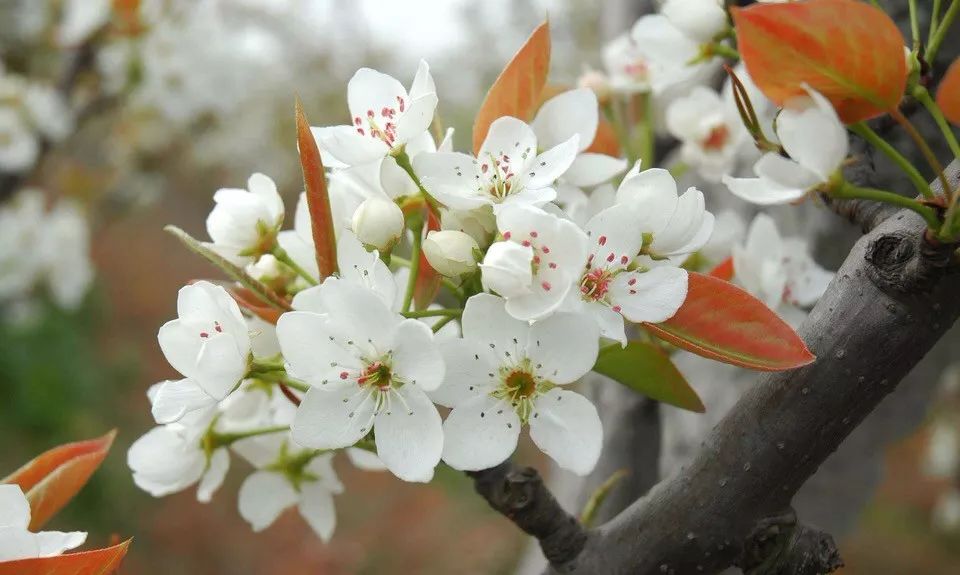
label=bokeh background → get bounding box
[1,0,959,573]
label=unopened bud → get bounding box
[423,230,480,278]
[479,241,534,298]
[441,207,496,249]
[351,198,404,251]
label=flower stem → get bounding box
[909,0,921,51]
[707,43,740,61]
[890,108,951,196]
[255,370,310,392]
[911,85,960,162]
[393,148,441,216]
[390,255,464,298]
[401,308,462,319]
[430,314,457,333]
[208,425,290,449]
[928,0,959,63]
[272,246,318,286]
[930,0,943,47]
[832,180,941,230]
[602,100,638,164]
[849,122,934,199]
[401,217,423,313]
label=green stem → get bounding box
[209,425,289,449]
[272,246,318,286]
[930,0,943,47]
[638,91,655,167]
[909,0,921,51]
[849,122,934,199]
[928,0,959,63]
[602,100,638,164]
[255,371,310,392]
[393,148,441,214]
[401,308,462,319]
[708,43,740,60]
[430,315,457,333]
[890,108,951,196]
[401,218,423,313]
[912,85,960,162]
[833,180,941,230]
[354,437,377,453]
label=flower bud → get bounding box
[577,68,611,105]
[441,207,496,249]
[479,241,534,298]
[423,230,480,278]
[351,198,404,251]
[661,0,728,43]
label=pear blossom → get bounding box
[603,16,707,96]
[351,197,404,251]
[0,485,86,562]
[479,204,589,320]
[924,422,959,478]
[661,0,729,43]
[423,230,480,278]
[37,199,93,309]
[666,86,749,181]
[723,86,848,205]
[614,163,715,263]
[157,281,252,400]
[555,182,616,227]
[414,116,579,211]
[435,294,602,475]
[313,61,438,167]
[206,173,284,265]
[0,108,39,172]
[276,278,444,482]
[234,434,344,541]
[565,205,690,344]
[933,489,960,532]
[57,0,111,46]
[732,214,833,311]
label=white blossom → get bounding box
[435,294,602,475]
[206,173,284,265]
[351,197,405,251]
[661,0,729,43]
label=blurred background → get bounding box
[1,0,958,573]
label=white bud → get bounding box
[351,198,404,251]
[479,241,534,298]
[661,0,728,43]
[423,230,480,278]
[577,68,612,105]
[441,207,496,249]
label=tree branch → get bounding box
[467,462,586,565]
[551,161,960,575]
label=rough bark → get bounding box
[551,161,960,574]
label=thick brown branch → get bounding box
[468,462,586,565]
[554,161,960,575]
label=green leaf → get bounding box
[592,341,704,412]
[164,225,291,312]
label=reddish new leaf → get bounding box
[0,539,131,575]
[295,98,338,279]
[937,58,960,126]
[472,21,551,154]
[3,431,115,530]
[585,117,620,156]
[413,210,442,311]
[708,256,734,281]
[643,272,815,371]
[229,286,282,324]
[732,0,906,123]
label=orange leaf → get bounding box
[472,21,551,154]
[413,211,442,311]
[732,0,906,123]
[0,539,131,575]
[643,272,815,371]
[585,117,620,156]
[707,256,734,281]
[3,431,115,530]
[229,286,282,324]
[295,98,338,279]
[937,58,960,126]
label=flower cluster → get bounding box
[0,65,72,173]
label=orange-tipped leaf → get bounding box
[0,539,131,575]
[937,58,960,126]
[413,210,442,311]
[3,431,115,530]
[472,21,551,154]
[643,272,815,371]
[295,98,338,279]
[732,0,906,123]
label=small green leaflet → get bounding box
[592,340,705,412]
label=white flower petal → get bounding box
[527,313,599,384]
[527,135,581,189]
[462,293,530,362]
[722,175,806,206]
[563,153,628,188]
[0,485,30,530]
[292,386,376,449]
[34,531,86,558]
[479,117,538,170]
[151,378,217,424]
[344,447,388,471]
[390,319,445,392]
[347,68,409,124]
[584,205,646,267]
[778,87,848,181]
[441,395,520,471]
[194,334,246,400]
[529,389,602,476]
[610,267,688,323]
[317,125,391,166]
[429,338,498,408]
[532,88,598,151]
[238,471,299,532]
[315,278,401,354]
[415,151,488,210]
[396,94,439,144]
[374,385,443,482]
[298,482,337,542]
[409,59,436,100]
[276,311,361,386]
[197,447,230,503]
[614,167,678,232]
